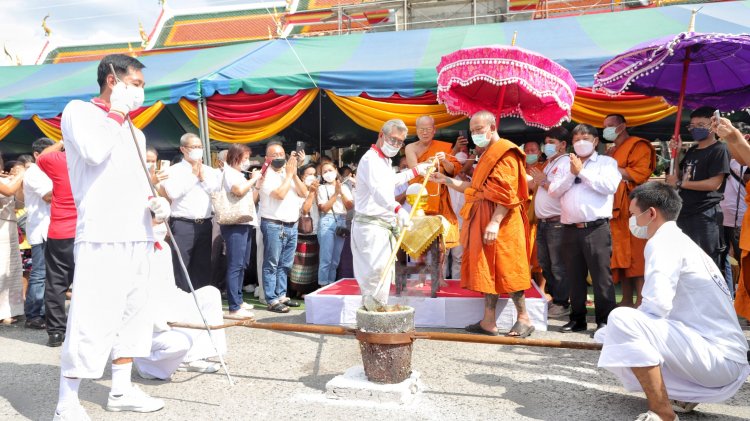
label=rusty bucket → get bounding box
[355,306,415,384]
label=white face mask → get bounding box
[146,162,155,171]
[602,126,618,142]
[628,209,652,239]
[130,86,145,109]
[240,160,250,171]
[188,148,203,162]
[573,140,594,157]
[304,174,316,186]
[543,143,558,157]
[381,142,400,158]
[322,171,337,183]
[472,132,490,148]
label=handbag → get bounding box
[299,211,314,234]
[211,172,254,225]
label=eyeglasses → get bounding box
[384,136,405,148]
[686,123,710,130]
[416,127,434,133]
[182,145,202,150]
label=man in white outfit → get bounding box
[595,181,750,421]
[352,119,433,305]
[54,54,171,420]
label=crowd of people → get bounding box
[0,53,749,421]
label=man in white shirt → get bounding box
[528,127,571,317]
[163,133,220,292]
[22,137,55,330]
[259,141,307,313]
[352,119,432,307]
[548,124,621,334]
[55,54,170,419]
[595,181,750,421]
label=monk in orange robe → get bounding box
[405,115,461,248]
[604,114,656,308]
[524,141,547,297]
[431,111,533,338]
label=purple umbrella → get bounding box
[593,10,750,173]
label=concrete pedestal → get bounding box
[325,366,423,404]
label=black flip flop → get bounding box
[506,321,535,338]
[267,302,290,313]
[283,300,301,308]
[465,321,499,336]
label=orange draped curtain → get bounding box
[571,88,677,127]
[178,89,319,143]
[0,116,21,142]
[31,101,166,141]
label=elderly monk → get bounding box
[431,110,533,338]
[404,115,462,248]
[714,117,750,322]
[604,114,656,308]
[524,140,547,298]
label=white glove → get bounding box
[416,162,433,176]
[109,82,132,116]
[397,207,413,230]
[148,197,171,223]
[154,319,171,333]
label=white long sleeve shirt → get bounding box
[61,99,153,244]
[22,163,52,245]
[547,152,621,224]
[354,145,417,220]
[641,221,748,364]
[162,159,220,219]
[534,154,569,220]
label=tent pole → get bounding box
[319,90,322,156]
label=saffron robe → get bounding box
[735,191,750,319]
[608,137,656,282]
[460,139,531,295]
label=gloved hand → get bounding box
[397,207,413,231]
[416,162,434,176]
[148,197,171,223]
[154,319,171,333]
[110,82,132,116]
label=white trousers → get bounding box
[134,330,192,380]
[444,244,463,279]
[351,220,395,305]
[595,307,750,403]
[61,242,153,378]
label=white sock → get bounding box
[56,377,81,413]
[110,362,133,396]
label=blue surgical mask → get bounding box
[472,132,490,148]
[526,154,538,165]
[690,127,711,141]
[543,143,557,157]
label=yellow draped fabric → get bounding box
[178,90,319,143]
[326,91,466,132]
[0,116,21,142]
[571,93,676,127]
[31,101,166,141]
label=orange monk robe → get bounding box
[409,140,461,248]
[526,161,546,275]
[460,139,531,295]
[735,191,750,319]
[607,137,656,283]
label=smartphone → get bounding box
[459,130,467,139]
[158,160,170,171]
[296,141,306,153]
[261,158,271,176]
[714,110,721,120]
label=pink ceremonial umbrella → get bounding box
[436,45,578,130]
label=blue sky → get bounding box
[0,0,263,65]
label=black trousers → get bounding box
[677,205,724,268]
[562,221,616,325]
[44,237,75,335]
[170,218,213,292]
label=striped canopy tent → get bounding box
[0,1,748,153]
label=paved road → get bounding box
[1,312,749,420]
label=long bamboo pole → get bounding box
[169,320,602,351]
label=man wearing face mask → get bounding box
[431,111,534,338]
[548,124,621,335]
[528,127,571,317]
[352,119,433,307]
[595,181,750,421]
[603,114,656,309]
[666,107,731,268]
[162,133,220,293]
[54,54,169,419]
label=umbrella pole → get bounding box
[670,52,691,176]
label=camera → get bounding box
[335,226,350,238]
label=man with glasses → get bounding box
[352,119,433,306]
[666,107,731,267]
[163,133,221,292]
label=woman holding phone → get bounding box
[317,162,353,286]
[220,144,261,318]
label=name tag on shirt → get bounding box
[700,253,731,297]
